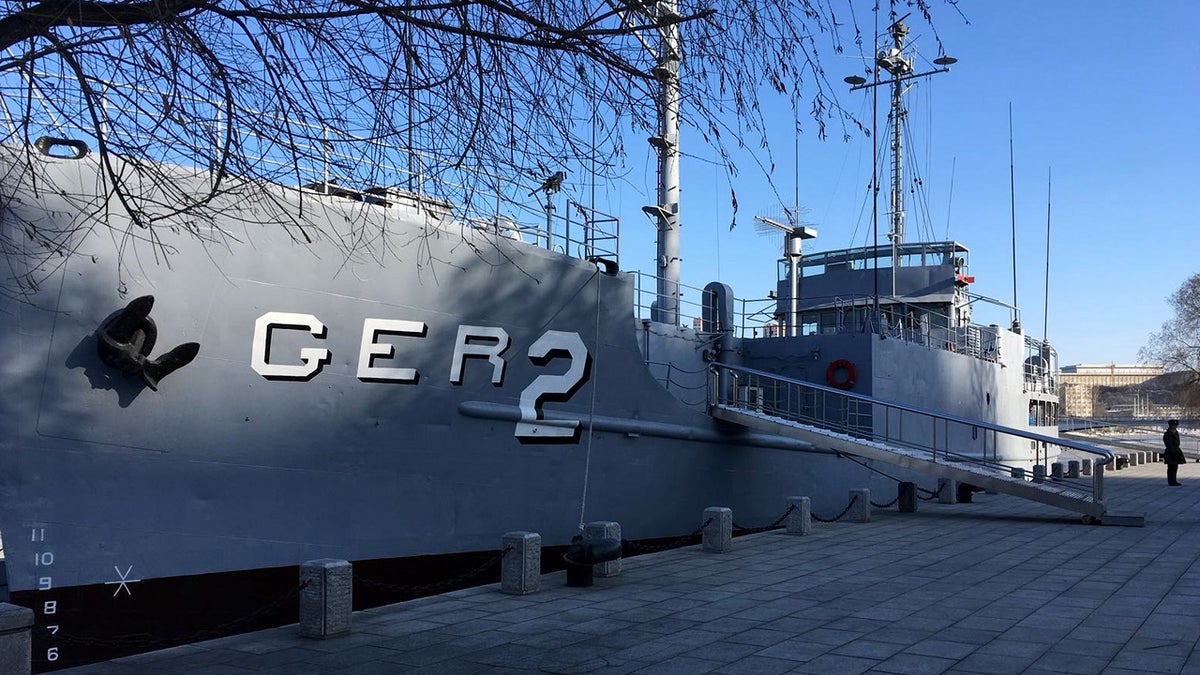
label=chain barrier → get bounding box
[869,495,900,509]
[622,517,712,555]
[59,579,310,649]
[732,503,796,535]
[357,545,512,596]
[811,494,859,523]
[841,454,944,507]
[61,547,515,651]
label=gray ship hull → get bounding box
[0,149,848,670]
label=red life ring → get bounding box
[825,359,857,389]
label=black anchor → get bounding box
[95,295,200,391]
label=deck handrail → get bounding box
[707,362,1113,503]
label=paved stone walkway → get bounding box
[61,458,1200,674]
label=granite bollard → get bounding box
[702,507,732,552]
[1067,460,1080,478]
[1033,465,1046,483]
[1051,463,1064,480]
[937,478,956,504]
[898,482,917,513]
[850,489,870,523]
[501,532,541,595]
[584,521,622,577]
[300,559,352,639]
[1081,458,1093,476]
[0,603,33,675]
[786,497,811,535]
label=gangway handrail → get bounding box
[709,362,1113,463]
[708,362,1114,511]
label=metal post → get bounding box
[646,0,681,325]
[543,194,553,249]
[565,201,573,256]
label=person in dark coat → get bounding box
[1164,419,1184,486]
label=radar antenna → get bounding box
[843,15,956,295]
[753,211,817,337]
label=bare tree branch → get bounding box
[1141,273,1200,415]
[0,0,960,302]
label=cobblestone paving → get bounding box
[61,459,1200,674]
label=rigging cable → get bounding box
[901,119,935,243]
[715,150,721,281]
[871,5,880,319]
[1043,166,1052,345]
[944,156,956,239]
[1008,102,1019,324]
[846,92,878,250]
[577,267,602,531]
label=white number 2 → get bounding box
[514,332,591,442]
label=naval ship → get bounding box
[0,14,1073,672]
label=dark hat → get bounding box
[1168,419,1180,425]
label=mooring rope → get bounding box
[577,267,602,531]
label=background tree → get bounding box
[1141,273,1200,415]
[0,0,957,300]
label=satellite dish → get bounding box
[933,56,958,66]
[844,75,867,86]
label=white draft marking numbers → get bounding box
[31,525,60,664]
[515,331,592,442]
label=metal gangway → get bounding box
[707,363,1144,525]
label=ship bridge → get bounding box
[706,363,1144,526]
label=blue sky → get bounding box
[588,0,1198,367]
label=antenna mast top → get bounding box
[844,18,956,281]
[878,21,914,259]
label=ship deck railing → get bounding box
[795,241,970,272]
[0,65,621,267]
[706,362,1114,517]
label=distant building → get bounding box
[1058,363,1164,418]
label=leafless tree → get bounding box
[1141,273,1200,414]
[0,0,957,300]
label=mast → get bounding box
[1008,103,1021,333]
[643,0,681,325]
[845,16,956,295]
[882,21,911,265]
[1043,166,1052,345]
